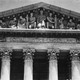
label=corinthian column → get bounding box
[0,48,12,80]
[23,48,35,80]
[48,48,59,80]
[70,49,80,80]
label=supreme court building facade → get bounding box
[0,2,80,80]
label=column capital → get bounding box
[47,48,60,60]
[0,47,12,59]
[23,48,35,60]
[70,49,80,60]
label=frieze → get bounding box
[5,37,77,43]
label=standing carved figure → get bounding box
[0,20,3,28]
[47,13,55,29]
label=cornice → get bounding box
[0,2,80,19]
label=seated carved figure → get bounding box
[59,17,64,29]
[77,23,80,29]
[37,10,46,29]
[9,18,17,29]
[0,21,7,28]
[18,16,26,29]
[63,19,68,29]
[5,21,10,28]
[47,13,55,29]
[0,19,10,28]
[29,13,36,29]
[67,19,75,29]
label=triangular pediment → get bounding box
[0,2,80,19]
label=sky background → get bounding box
[0,0,80,13]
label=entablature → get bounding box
[0,29,80,38]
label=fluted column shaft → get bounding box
[23,48,35,80]
[70,49,80,80]
[1,49,12,80]
[48,49,59,80]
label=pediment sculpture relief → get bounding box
[0,6,80,30]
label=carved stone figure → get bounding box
[77,24,80,29]
[18,16,26,29]
[68,19,75,29]
[47,13,55,29]
[0,20,3,28]
[77,21,80,29]
[9,17,17,29]
[59,17,64,29]
[29,13,36,29]
[25,15,29,29]
[37,10,46,29]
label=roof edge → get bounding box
[0,2,80,19]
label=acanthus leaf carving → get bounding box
[0,47,12,59]
[70,49,80,60]
[23,47,35,60]
[48,48,60,60]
